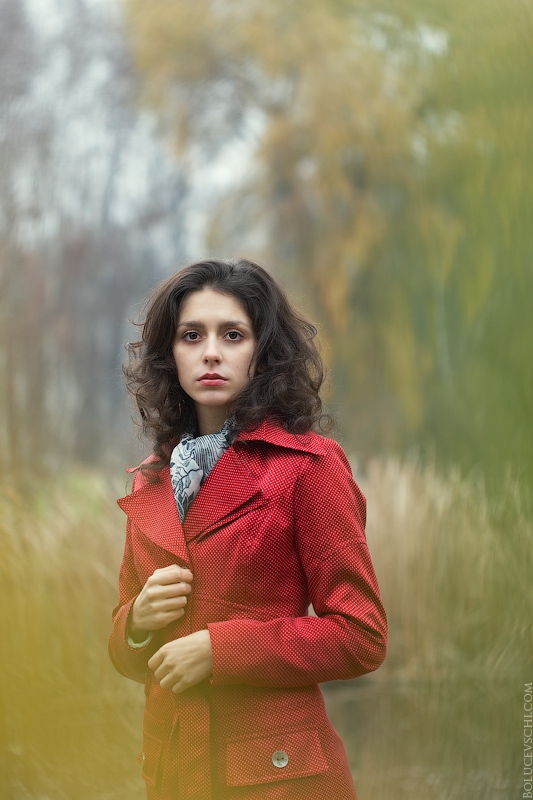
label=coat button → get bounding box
[272,750,289,768]
[140,752,145,769]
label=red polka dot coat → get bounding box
[109,419,387,800]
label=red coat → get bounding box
[109,419,387,800]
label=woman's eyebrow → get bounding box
[177,319,251,329]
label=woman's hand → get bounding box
[148,630,213,694]
[129,565,193,637]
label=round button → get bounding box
[272,750,289,768]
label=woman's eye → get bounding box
[183,331,201,341]
[225,330,244,340]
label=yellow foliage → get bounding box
[382,291,424,429]
[123,0,533,478]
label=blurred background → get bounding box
[0,0,530,797]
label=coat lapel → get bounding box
[117,467,191,566]
[117,420,324,561]
[117,446,264,561]
[183,444,264,543]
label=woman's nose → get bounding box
[202,335,222,363]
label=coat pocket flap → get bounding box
[226,728,328,786]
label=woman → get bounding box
[109,258,387,800]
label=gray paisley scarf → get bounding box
[169,415,236,523]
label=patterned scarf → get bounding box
[169,415,236,523]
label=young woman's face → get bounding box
[173,288,256,429]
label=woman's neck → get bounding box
[195,404,230,436]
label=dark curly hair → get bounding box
[124,258,332,475]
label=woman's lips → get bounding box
[198,374,228,386]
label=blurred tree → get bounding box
[125,0,423,435]
[0,0,188,486]
[365,0,533,483]
[125,0,533,484]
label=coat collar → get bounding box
[235,418,325,455]
[118,419,324,565]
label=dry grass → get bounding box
[359,455,532,684]
[0,469,145,800]
[329,454,530,798]
[0,457,530,798]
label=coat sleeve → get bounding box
[207,439,387,688]
[108,476,160,684]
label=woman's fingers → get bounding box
[158,581,192,598]
[131,566,194,632]
[163,594,188,607]
[148,645,178,686]
[147,649,164,672]
[147,594,188,615]
[164,607,185,621]
[147,632,213,695]
[159,672,179,691]
[152,565,193,585]
[149,661,187,693]
[145,583,191,605]
[158,596,188,614]
[143,600,187,627]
